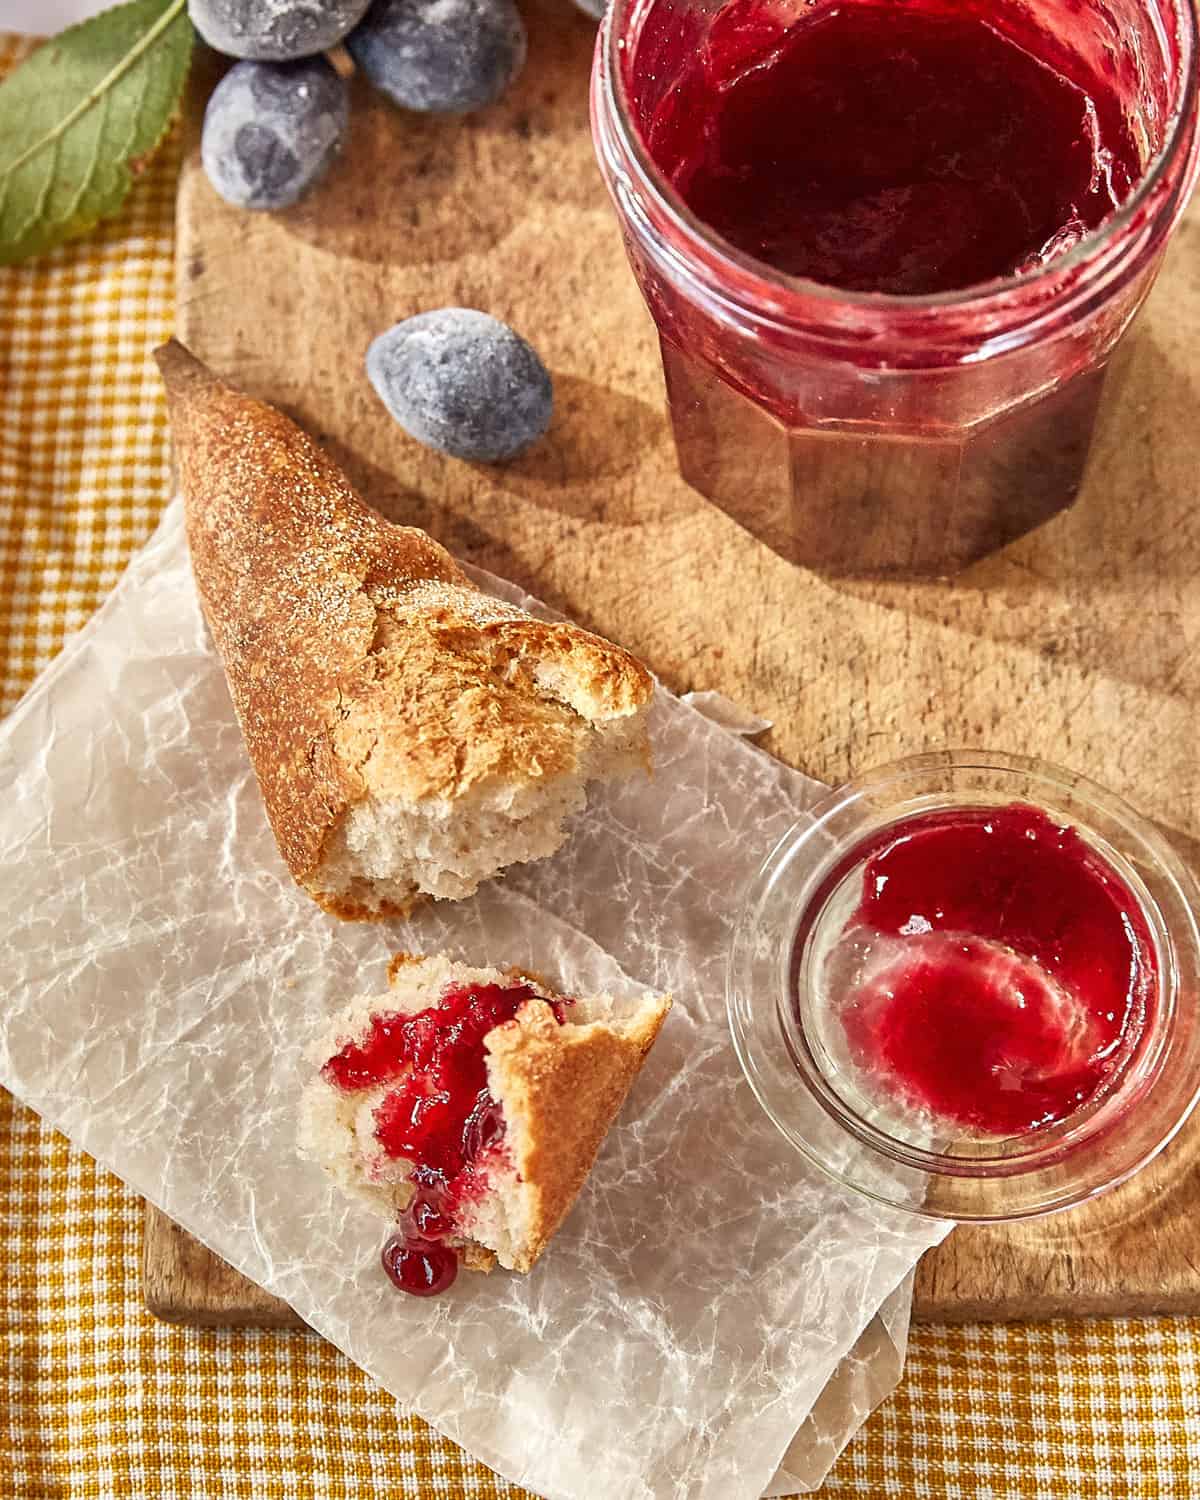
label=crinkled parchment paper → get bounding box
[0,501,948,1500]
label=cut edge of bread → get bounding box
[297,954,671,1274]
[310,712,648,917]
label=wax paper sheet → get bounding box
[0,501,948,1500]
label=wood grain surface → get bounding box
[144,7,1200,1327]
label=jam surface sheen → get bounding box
[639,0,1143,294]
[323,980,566,1296]
[831,804,1157,1134]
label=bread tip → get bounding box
[154,337,219,397]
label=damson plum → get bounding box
[201,59,349,210]
[346,0,526,114]
[366,310,553,462]
[188,0,372,60]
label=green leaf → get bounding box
[0,0,193,266]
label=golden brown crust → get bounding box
[154,340,653,912]
[462,1243,498,1273]
[385,951,427,982]
[484,993,672,1273]
[316,887,422,922]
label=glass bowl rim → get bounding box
[726,749,1200,1222]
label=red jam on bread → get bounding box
[323,981,569,1295]
[827,804,1157,1134]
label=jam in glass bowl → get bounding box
[727,752,1200,1219]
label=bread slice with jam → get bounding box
[299,954,671,1294]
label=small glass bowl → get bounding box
[726,751,1200,1220]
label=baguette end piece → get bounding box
[479,988,671,1272]
[158,340,655,919]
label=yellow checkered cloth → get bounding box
[2,30,1199,1500]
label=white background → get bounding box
[2,0,113,35]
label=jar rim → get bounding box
[725,751,1200,1221]
[596,0,1200,335]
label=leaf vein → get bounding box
[0,0,192,263]
[0,0,187,181]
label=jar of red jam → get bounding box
[727,753,1200,1218]
[592,0,1200,576]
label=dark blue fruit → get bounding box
[189,0,372,60]
[367,310,553,463]
[201,59,349,211]
[346,0,526,115]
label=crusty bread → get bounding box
[154,340,653,918]
[298,954,671,1274]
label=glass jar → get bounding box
[591,0,1200,577]
[726,752,1200,1220]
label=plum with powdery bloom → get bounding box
[201,58,349,210]
[367,309,553,463]
[346,0,527,115]
[189,0,372,60]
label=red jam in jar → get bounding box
[641,0,1141,295]
[807,804,1158,1135]
[323,981,568,1296]
[599,0,1196,575]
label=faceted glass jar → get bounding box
[591,0,1200,577]
[727,752,1200,1220]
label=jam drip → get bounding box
[323,980,567,1296]
[640,0,1142,294]
[833,804,1156,1135]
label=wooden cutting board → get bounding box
[145,9,1200,1327]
